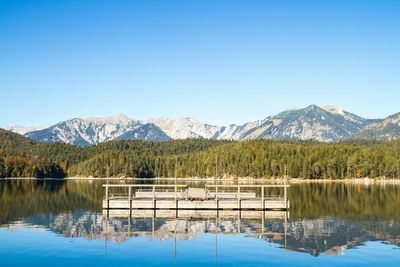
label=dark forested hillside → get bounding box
[1,128,400,179]
[0,129,84,177]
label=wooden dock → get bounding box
[103,184,290,213]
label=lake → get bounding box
[0,179,399,266]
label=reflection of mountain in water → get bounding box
[3,211,400,256]
[275,218,400,256]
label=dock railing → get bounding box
[103,183,289,210]
[103,184,189,210]
[205,184,290,210]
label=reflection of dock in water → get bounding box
[102,210,289,245]
[102,184,290,212]
[102,210,290,259]
[103,209,289,220]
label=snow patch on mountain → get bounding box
[149,117,268,141]
[6,125,49,135]
[322,105,345,115]
[149,117,224,139]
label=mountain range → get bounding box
[4,105,400,146]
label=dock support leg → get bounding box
[175,184,178,215]
[174,182,177,203]
[105,185,109,215]
[175,199,178,217]
[237,212,241,234]
[261,186,265,210]
[128,186,132,217]
[215,184,219,210]
[152,213,155,236]
[284,186,287,210]
[237,186,241,210]
[128,217,131,236]
[262,210,265,235]
[153,185,156,209]
[284,211,288,250]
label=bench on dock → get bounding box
[184,187,208,200]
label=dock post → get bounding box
[215,184,219,210]
[237,211,241,234]
[175,177,178,211]
[237,185,241,210]
[153,185,156,209]
[105,185,109,210]
[128,217,131,236]
[261,186,265,210]
[174,218,177,264]
[152,213,155,236]
[284,211,288,250]
[261,210,265,235]
[128,186,132,217]
[284,185,287,210]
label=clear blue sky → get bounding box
[1,0,400,127]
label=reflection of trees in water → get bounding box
[1,180,400,222]
[290,183,400,220]
[3,210,400,256]
[0,180,103,225]
[35,179,65,192]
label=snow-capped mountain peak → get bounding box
[5,125,49,135]
[148,117,222,139]
[83,113,135,124]
[7,105,400,146]
[321,105,345,115]
[24,114,170,146]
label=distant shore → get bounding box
[2,176,400,184]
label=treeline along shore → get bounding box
[0,129,399,179]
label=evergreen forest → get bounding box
[1,128,399,179]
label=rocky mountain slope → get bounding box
[150,105,376,142]
[24,114,170,146]
[357,112,400,140]
[5,105,399,146]
[238,105,373,142]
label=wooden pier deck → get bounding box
[103,184,290,212]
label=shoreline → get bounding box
[2,176,400,184]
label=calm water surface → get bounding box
[0,179,399,266]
